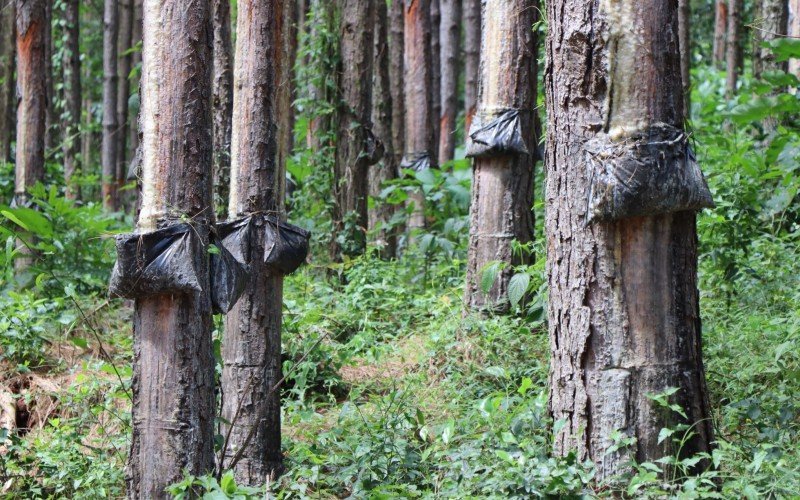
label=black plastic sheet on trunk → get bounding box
[217,214,311,276]
[399,152,432,172]
[466,108,530,158]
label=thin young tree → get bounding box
[62,0,81,199]
[546,0,714,479]
[116,0,133,199]
[331,0,377,259]
[713,1,728,67]
[212,0,233,217]
[463,0,480,132]
[126,0,216,496]
[438,0,460,163]
[220,0,290,484]
[0,1,16,162]
[726,0,742,96]
[101,0,119,210]
[464,0,536,312]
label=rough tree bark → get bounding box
[403,0,435,235]
[331,0,376,259]
[212,0,233,217]
[221,0,288,485]
[62,0,81,199]
[464,0,536,312]
[368,0,397,257]
[116,0,133,198]
[790,0,800,76]
[754,0,789,77]
[101,0,119,210]
[0,2,16,163]
[463,0,480,132]
[125,0,216,496]
[678,0,691,119]
[546,0,714,481]
[430,0,441,152]
[726,0,742,96]
[15,0,47,207]
[713,1,728,67]
[438,0,460,163]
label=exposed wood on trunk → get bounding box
[101,0,119,210]
[369,0,397,258]
[678,0,691,119]
[403,0,435,235]
[545,0,714,480]
[790,0,800,76]
[430,0,441,152]
[438,0,460,163]
[463,0,480,132]
[116,0,133,200]
[0,2,16,163]
[754,0,789,78]
[62,0,81,199]
[726,0,742,96]
[126,0,216,496]
[212,0,233,218]
[464,0,536,312]
[713,1,728,67]
[221,0,287,485]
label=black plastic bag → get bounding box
[109,223,203,299]
[209,232,248,314]
[466,108,530,158]
[399,152,431,172]
[585,123,715,222]
[263,216,311,275]
[217,216,252,265]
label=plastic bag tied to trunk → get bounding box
[399,152,431,172]
[466,108,530,158]
[584,122,715,222]
[217,214,311,276]
[209,230,248,314]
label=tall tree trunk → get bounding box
[678,0,691,119]
[437,0,460,163]
[389,0,405,173]
[430,0,441,154]
[546,0,714,481]
[0,2,16,163]
[126,0,215,497]
[790,0,800,76]
[128,0,142,174]
[754,0,789,78]
[101,0,119,210]
[116,0,133,200]
[403,0,435,236]
[212,0,233,218]
[43,0,55,153]
[726,0,742,96]
[464,0,536,312]
[221,0,288,485]
[278,0,297,203]
[331,0,376,259]
[369,0,397,257]
[62,0,81,199]
[713,1,728,67]
[15,0,47,207]
[462,0,480,133]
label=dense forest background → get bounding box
[0,0,799,497]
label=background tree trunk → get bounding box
[212,0,233,218]
[437,0,460,164]
[369,0,397,258]
[790,0,800,76]
[726,0,742,96]
[221,0,288,485]
[713,1,728,67]
[430,0,441,154]
[277,0,297,206]
[62,0,81,199]
[101,0,119,210]
[305,0,334,152]
[128,0,142,175]
[0,2,16,163]
[546,0,714,480]
[126,0,215,497]
[464,0,536,312]
[754,0,788,78]
[389,0,405,173]
[403,0,435,236]
[43,0,55,152]
[116,0,133,200]
[678,0,691,119]
[462,0,480,133]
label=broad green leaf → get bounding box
[508,272,531,307]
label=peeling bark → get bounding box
[546,0,713,480]
[438,0,460,163]
[212,0,233,218]
[0,2,16,163]
[221,0,287,485]
[126,0,215,497]
[464,0,536,313]
[102,0,119,210]
[713,1,728,67]
[62,0,81,199]
[463,0,479,132]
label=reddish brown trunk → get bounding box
[1,2,16,163]
[438,0,460,164]
[713,1,728,66]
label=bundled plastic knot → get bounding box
[584,123,715,222]
[217,214,311,276]
[399,152,431,172]
[466,108,530,158]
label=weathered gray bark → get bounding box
[438,0,460,163]
[790,0,800,76]
[726,0,742,96]
[15,0,47,207]
[754,0,789,77]
[0,2,16,163]
[369,0,397,257]
[212,0,233,217]
[463,0,480,132]
[678,0,690,119]
[116,0,133,199]
[221,0,288,485]
[62,0,81,199]
[713,1,728,67]
[403,0,435,235]
[101,0,119,210]
[332,0,377,259]
[464,0,536,312]
[430,0,441,153]
[125,0,215,497]
[546,0,714,481]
